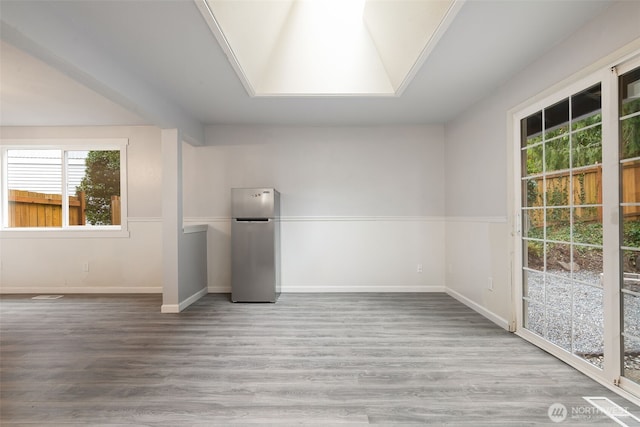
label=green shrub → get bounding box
[624,220,640,248]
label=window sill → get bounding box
[0,228,130,239]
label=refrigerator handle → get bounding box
[235,218,271,223]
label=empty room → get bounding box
[1,0,640,424]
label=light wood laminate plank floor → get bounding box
[1,293,638,425]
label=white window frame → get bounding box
[612,57,640,399]
[0,138,129,238]
[513,69,611,372]
[510,46,640,406]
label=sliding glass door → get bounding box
[520,84,605,367]
[517,57,640,400]
[620,65,640,388]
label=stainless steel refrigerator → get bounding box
[231,188,281,302]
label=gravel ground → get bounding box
[524,269,640,380]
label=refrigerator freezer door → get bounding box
[231,188,275,219]
[231,219,277,302]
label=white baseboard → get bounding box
[208,286,231,293]
[445,287,510,330]
[161,304,179,313]
[161,287,208,313]
[179,287,208,311]
[0,286,161,294]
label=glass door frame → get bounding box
[615,57,640,398]
[512,52,640,405]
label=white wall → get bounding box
[178,227,208,305]
[184,125,445,292]
[0,126,163,293]
[444,1,640,326]
[206,0,295,92]
[363,0,452,90]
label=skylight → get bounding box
[196,0,460,97]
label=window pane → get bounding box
[623,214,640,248]
[574,321,604,368]
[623,292,640,340]
[546,310,571,351]
[523,145,543,176]
[623,334,640,383]
[545,98,570,140]
[546,277,572,313]
[621,67,640,117]
[572,126,601,168]
[7,149,62,228]
[73,150,121,226]
[523,178,542,208]
[523,208,544,238]
[524,299,545,337]
[67,151,88,226]
[621,160,640,203]
[621,70,640,159]
[574,283,604,328]
[572,169,601,206]
[524,270,545,303]
[522,111,543,147]
[571,84,601,130]
[622,291,639,389]
[524,240,544,271]
[621,118,640,159]
[545,179,569,206]
[546,208,570,240]
[573,211,602,246]
[546,242,572,273]
[622,249,640,279]
[545,135,570,172]
[573,245,602,287]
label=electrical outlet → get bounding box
[83,262,90,273]
[487,276,493,291]
[417,264,423,273]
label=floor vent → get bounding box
[583,397,640,426]
[31,295,64,300]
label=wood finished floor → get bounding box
[1,293,638,425]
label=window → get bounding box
[1,139,127,233]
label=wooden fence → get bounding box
[622,160,640,220]
[8,190,84,227]
[527,159,640,225]
[8,190,121,227]
[111,195,121,225]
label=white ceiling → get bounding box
[0,0,613,142]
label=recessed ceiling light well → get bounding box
[196,0,462,97]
